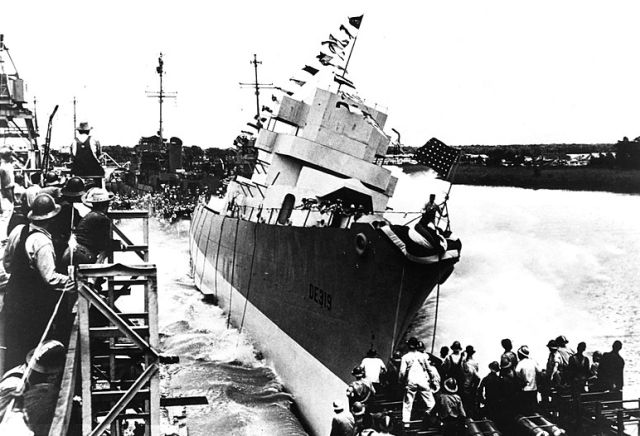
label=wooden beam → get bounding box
[78,297,93,436]
[48,317,79,436]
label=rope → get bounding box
[430,259,442,355]
[430,282,441,355]
[226,218,240,329]
[237,220,259,343]
[390,265,405,353]
[213,215,227,299]
[1,285,70,424]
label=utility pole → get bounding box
[146,53,176,146]
[73,96,77,136]
[239,54,275,122]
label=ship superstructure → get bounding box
[190,85,461,435]
[225,88,396,225]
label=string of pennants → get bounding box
[241,14,364,140]
[336,91,390,141]
[288,14,363,90]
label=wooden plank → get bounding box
[89,326,148,338]
[109,279,149,286]
[78,296,93,435]
[108,210,149,219]
[92,388,150,398]
[120,244,149,252]
[77,263,157,277]
[48,317,79,436]
[161,396,209,407]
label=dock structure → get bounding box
[49,210,161,436]
[548,390,640,436]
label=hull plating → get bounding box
[189,205,456,435]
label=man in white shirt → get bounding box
[360,348,386,391]
[399,337,440,426]
[515,345,540,415]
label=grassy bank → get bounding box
[404,164,640,194]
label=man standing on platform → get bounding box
[0,146,16,236]
[400,337,440,427]
[598,340,624,393]
[1,193,75,369]
[70,121,104,178]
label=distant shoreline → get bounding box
[402,164,640,194]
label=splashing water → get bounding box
[390,169,640,399]
[129,169,640,434]
[117,219,307,436]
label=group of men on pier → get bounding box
[0,122,117,434]
[331,335,625,436]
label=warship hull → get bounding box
[189,204,457,435]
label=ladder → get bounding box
[77,262,159,436]
[77,208,158,436]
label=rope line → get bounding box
[390,265,405,353]
[1,286,70,424]
[226,218,240,329]
[430,259,442,355]
[237,220,259,343]
[213,215,227,299]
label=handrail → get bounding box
[199,201,453,232]
[202,201,424,216]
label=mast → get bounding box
[73,96,77,136]
[239,54,274,122]
[146,53,176,146]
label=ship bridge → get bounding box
[229,88,398,223]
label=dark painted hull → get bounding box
[189,204,457,434]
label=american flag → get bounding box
[415,138,460,179]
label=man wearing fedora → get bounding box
[437,378,466,436]
[2,193,75,370]
[61,187,121,268]
[50,177,85,265]
[70,121,104,177]
[514,345,540,415]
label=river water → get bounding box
[146,169,640,435]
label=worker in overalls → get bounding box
[1,193,75,370]
[70,121,104,178]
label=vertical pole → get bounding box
[78,294,93,435]
[107,215,117,436]
[157,53,164,148]
[148,274,160,436]
[253,54,260,121]
[143,214,150,262]
[637,398,640,435]
[73,96,77,135]
[616,410,624,436]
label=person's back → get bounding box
[438,378,466,436]
[598,341,624,391]
[330,402,356,436]
[347,367,375,406]
[401,350,432,386]
[361,350,386,387]
[478,362,501,420]
[71,122,104,177]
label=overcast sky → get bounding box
[3,0,640,149]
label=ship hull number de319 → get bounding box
[308,283,332,310]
